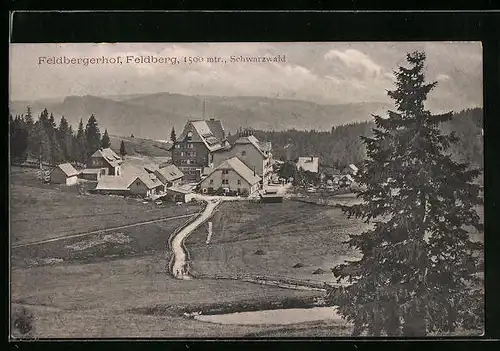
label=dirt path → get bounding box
[12,213,194,249]
[171,199,221,280]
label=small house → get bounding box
[50,163,79,185]
[199,156,261,196]
[80,168,105,181]
[164,185,192,203]
[154,164,184,188]
[95,176,131,196]
[88,148,123,176]
[296,156,319,173]
[129,173,165,198]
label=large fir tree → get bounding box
[85,114,101,157]
[170,126,176,143]
[101,129,111,148]
[119,140,127,158]
[327,51,484,336]
[76,118,87,165]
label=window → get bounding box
[187,132,193,141]
[241,150,246,156]
[222,170,229,175]
[175,144,180,149]
[222,179,229,185]
[181,152,184,157]
[237,179,241,185]
[209,179,214,185]
[187,143,193,149]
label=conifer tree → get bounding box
[57,116,73,161]
[85,114,101,157]
[326,51,484,336]
[76,118,87,165]
[170,126,176,143]
[101,129,111,148]
[119,140,127,158]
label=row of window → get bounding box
[178,151,196,157]
[179,159,197,165]
[209,178,242,185]
[175,143,194,149]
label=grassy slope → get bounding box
[109,135,171,158]
[10,175,201,245]
[11,254,328,338]
[185,200,368,283]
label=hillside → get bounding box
[10,92,391,139]
[108,135,172,158]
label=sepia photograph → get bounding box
[9,42,484,338]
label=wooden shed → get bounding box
[50,163,79,185]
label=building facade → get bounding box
[88,148,123,176]
[199,157,261,196]
[213,135,272,188]
[50,163,79,185]
[172,119,227,182]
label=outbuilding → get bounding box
[50,163,80,185]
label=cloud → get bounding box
[324,49,383,79]
[9,42,482,112]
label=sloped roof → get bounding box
[214,156,261,185]
[206,119,225,141]
[176,120,225,152]
[96,176,132,191]
[135,173,164,189]
[54,163,79,177]
[81,168,102,174]
[155,164,184,182]
[232,135,271,157]
[296,157,319,173]
[91,148,122,167]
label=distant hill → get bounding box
[108,135,172,158]
[9,92,391,140]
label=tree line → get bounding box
[9,107,121,167]
[249,107,483,170]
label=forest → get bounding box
[250,107,483,170]
[9,107,119,167]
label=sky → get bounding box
[9,42,482,112]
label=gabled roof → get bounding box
[134,173,164,189]
[176,120,225,152]
[96,176,131,191]
[91,148,122,167]
[229,135,271,157]
[155,164,184,182]
[54,163,79,177]
[81,168,102,174]
[206,119,225,142]
[296,157,319,173]
[213,156,261,185]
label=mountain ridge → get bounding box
[9,92,393,139]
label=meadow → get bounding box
[10,167,201,245]
[185,200,368,284]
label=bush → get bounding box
[240,188,249,196]
[11,305,35,338]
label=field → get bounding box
[10,170,201,245]
[11,254,338,338]
[185,200,368,283]
[109,135,171,157]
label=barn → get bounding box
[50,163,80,185]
